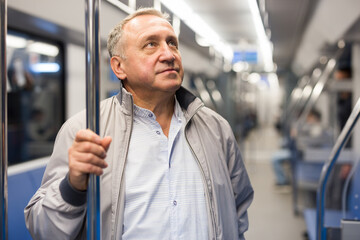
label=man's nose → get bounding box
[159,44,175,63]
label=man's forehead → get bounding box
[124,15,173,33]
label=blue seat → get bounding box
[8,166,45,240]
[304,209,343,240]
[291,152,324,214]
[303,161,360,240]
[296,161,323,188]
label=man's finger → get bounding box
[69,151,108,168]
[75,129,102,144]
[101,136,112,151]
[73,141,107,158]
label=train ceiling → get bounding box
[184,0,360,75]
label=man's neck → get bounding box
[133,93,175,137]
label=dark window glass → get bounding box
[6,30,65,165]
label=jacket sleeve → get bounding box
[226,130,254,240]
[24,115,88,240]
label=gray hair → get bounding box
[107,8,170,59]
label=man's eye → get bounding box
[168,41,178,48]
[145,42,156,48]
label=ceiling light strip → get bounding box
[247,0,274,72]
[160,0,234,62]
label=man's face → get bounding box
[112,15,184,99]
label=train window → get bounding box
[6,30,65,166]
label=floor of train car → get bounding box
[243,126,307,240]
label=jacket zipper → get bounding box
[113,101,134,239]
[184,106,217,240]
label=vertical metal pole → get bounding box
[85,0,101,239]
[316,98,360,240]
[0,0,7,239]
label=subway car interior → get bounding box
[1,0,360,239]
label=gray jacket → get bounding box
[25,86,254,240]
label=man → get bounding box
[25,8,253,240]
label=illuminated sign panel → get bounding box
[232,51,258,64]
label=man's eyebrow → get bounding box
[167,35,178,42]
[140,33,178,42]
[141,34,160,42]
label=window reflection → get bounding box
[7,30,64,165]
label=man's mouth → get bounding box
[159,67,179,74]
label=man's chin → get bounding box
[168,80,182,91]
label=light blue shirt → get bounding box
[122,99,209,240]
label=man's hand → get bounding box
[68,129,112,191]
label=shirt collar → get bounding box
[133,104,155,119]
[133,96,183,121]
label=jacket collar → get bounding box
[175,87,204,122]
[115,81,134,116]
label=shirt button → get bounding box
[156,130,161,135]
[148,113,153,118]
[173,200,177,206]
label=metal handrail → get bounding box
[286,76,309,114]
[0,0,8,239]
[296,57,337,130]
[284,68,321,135]
[316,97,360,240]
[85,0,101,239]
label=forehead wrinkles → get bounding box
[124,16,176,43]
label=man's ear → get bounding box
[110,56,127,80]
